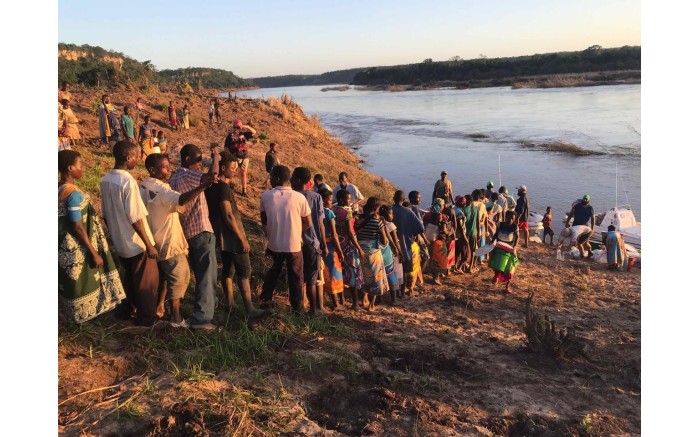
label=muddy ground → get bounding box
[58,86,640,436]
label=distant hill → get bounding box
[249,68,366,88]
[58,43,252,89]
[249,46,640,89]
[351,46,641,86]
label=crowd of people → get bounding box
[58,88,633,328]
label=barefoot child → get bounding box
[320,189,346,309]
[542,207,555,245]
[168,101,179,131]
[489,211,520,294]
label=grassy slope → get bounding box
[58,87,640,436]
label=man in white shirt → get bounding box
[140,153,214,328]
[259,165,312,312]
[100,140,158,326]
[332,171,364,212]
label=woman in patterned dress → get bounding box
[332,189,364,310]
[58,150,126,323]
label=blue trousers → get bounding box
[187,232,217,325]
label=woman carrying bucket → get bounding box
[488,210,520,293]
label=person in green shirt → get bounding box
[121,105,135,142]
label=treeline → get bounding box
[58,43,252,89]
[352,46,641,85]
[159,67,255,90]
[250,68,366,88]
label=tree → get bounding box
[422,58,433,63]
[448,55,463,62]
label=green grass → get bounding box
[136,321,285,373]
[278,312,351,338]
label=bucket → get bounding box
[627,257,636,272]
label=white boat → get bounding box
[592,205,641,250]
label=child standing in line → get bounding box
[543,206,555,246]
[156,131,167,155]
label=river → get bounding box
[236,84,641,228]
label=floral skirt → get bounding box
[359,240,389,296]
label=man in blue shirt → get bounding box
[292,167,327,315]
[392,190,427,296]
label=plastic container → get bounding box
[489,249,510,272]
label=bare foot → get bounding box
[156,303,165,319]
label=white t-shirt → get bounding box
[560,225,592,245]
[100,169,155,258]
[140,177,188,261]
[260,186,311,253]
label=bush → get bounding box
[189,115,200,127]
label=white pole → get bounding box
[498,154,502,188]
[615,161,617,209]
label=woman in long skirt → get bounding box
[333,189,364,309]
[58,150,126,323]
[320,189,346,309]
[354,197,389,311]
[424,199,456,285]
[379,205,403,304]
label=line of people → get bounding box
[59,140,535,327]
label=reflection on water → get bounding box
[239,85,641,225]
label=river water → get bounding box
[237,84,641,227]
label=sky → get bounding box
[58,0,640,78]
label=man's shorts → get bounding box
[302,243,322,284]
[158,253,190,300]
[233,157,250,171]
[517,221,529,231]
[221,251,252,280]
[576,230,593,245]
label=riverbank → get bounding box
[352,70,641,92]
[58,87,640,436]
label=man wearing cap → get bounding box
[433,171,455,205]
[566,195,595,257]
[233,119,257,140]
[514,185,530,248]
[486,181,497,199]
